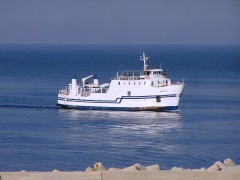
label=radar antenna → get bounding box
[140,52,150,70]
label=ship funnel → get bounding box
[93,75,99,87]
[71,78,77,95]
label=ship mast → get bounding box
[140,52,150,70]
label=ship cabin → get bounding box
[113,68,171,87]
[58,68,171,97]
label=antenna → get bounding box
[140,52,150,70]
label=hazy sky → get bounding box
[0,0,239,44]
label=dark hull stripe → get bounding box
[57,104,178,112]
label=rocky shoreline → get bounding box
[1,158,239,180]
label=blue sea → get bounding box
[0,44,239,171]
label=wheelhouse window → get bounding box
[153,71,162,75]
[144,71,151,76]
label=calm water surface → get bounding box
[0,44,239,171]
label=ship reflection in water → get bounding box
[57,109,183,161]
[57,109,182,137]
[58,109,181,121]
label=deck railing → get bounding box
[79,88,108,97]
[58,87,109,96]
[79,88,108,94]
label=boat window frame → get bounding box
[156,96,161,102]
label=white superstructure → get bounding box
[57,53,185,111]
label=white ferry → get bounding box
[57,53,185,111]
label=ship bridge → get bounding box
[113,68,167,81]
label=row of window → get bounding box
[153,71,163,75]
[118,81,146,85]
[118,80,167,86]
[143,71,163,76]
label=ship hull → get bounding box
[57,83,184,112]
